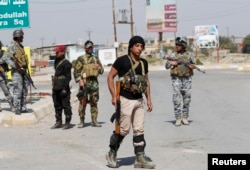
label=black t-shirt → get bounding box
[112,55,148,100]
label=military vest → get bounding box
[119,56,147,94]
[75,54,99,78]
[14,42,28,68]
[170,52,193,77]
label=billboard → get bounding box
[146,0,177,32]
[195,25,219,48]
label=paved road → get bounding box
[0,69,250,170]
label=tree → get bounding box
[219,36,237,53]
[242,35,250,54]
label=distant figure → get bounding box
[106,36,155,169]
[51,45,73,130]
[165,37,196,126]
[0,40,14,112]
[73,40,104,128]
[2,30,28,115]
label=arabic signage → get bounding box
[0,0,30,29]
[195,25,219,48]
[146,0,177,32]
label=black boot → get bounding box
[62,122,71,130]
[51,121,63,129]
[15,108,21,115]
[63,115,71,130]
[51,114,62,129]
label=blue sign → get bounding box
[0,0,30,29]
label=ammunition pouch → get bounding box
[83,64,99,78]
[120,74,147,94]
[170,64,193,77]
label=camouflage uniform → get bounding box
[0,47,14,112]
[3,41,28,114]
[73,53,104,127]
[166,52,194,120]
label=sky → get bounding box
[0,0,250,48]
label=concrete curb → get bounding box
[0,89,78,126]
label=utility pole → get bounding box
[129,0,134,37]
[86,30,92,40]
[112,0,118,57]
[40,37,44,58]
[159,32,163,64]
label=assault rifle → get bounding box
[110,81,121,135]
[13,54,37,89]
[76,86,88,111]
[76,73,88,113]
[166,56,206,74]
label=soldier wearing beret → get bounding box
[51,45,73,130]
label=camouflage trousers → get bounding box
[0,73,14,109]
[12,71,28,111]
[171,76,192,119]
[78,88,99,120]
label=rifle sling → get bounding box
[123,55,145,77]
[56,58,66,70]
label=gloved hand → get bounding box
[60,89,67,97]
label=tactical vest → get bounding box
[119,56,147,94]
[14,42,28,68]
[170,52,193,77]
[80,54,99,78]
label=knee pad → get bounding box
[133,134,145,154]
[109,132,124,151]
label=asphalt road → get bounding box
[0,69,250,170]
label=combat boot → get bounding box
[134,152,155,169]
[78,118,85,128]
[106,149,118,168]
[63,116,72,130]
[91,117,102,127]
[15,109,21,115]
[175,117,182,126]
[11,107,16,113]
[62,122,71,130]
[182,117,189,125]
[51,121,63,129]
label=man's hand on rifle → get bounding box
[171,61,179,66]
[187,64,196,69]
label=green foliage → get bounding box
[147,57,158,64]
[242,35,250,54]
[219,36,238,53]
